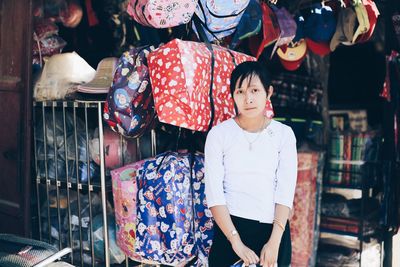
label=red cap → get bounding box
[305,38,330,56]
[277,39,307,71]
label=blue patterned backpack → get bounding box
[104,45,157,138]
[193,0,250,41]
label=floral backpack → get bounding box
[127,0,198,28]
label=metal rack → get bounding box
[319,160,384,266]
[32,100,157,267]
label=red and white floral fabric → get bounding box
[290,152,319,267]
[148,39,255,131]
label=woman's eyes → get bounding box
[235,88,261,94]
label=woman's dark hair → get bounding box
[229,61,272,98]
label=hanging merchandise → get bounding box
[277,39,307,71]
[32,18,67,66]
[33,18,59,40]
[330,7,357,51]
[127,0,198,28]
[111,159,146,262]
[248,1,280,58]
[193,0,250,41]
[33,35,67,58]
[354,0,379,43]
[270,6,297,58]
[246,3,297,59]
[303,4,336,44]
[134,152,213,266]
[33,0,83,28]
[61,0,84,28]
[330,0,379,51]
[104,45,158,138]
[229,0,262,49]
[148,38,255,132]
[300,3,336,56]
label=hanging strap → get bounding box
[188,149,201,266]
[193,15,216,132]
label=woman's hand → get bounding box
[230,237,259,266]
[259,240,280,267]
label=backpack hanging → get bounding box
[229,0,262,49]
[127,0,198,28]
[111,160,146,262]
[104,45,157,138]
[193,0,250,41]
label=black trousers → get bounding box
[208,215,292,267]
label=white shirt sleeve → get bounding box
[274,126,298,209]
[204,127,227,208]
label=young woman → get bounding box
[205,61,297,267]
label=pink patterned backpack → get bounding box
[127,0,198,28]
[111,160,146,262]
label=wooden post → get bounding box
[304,53,331,146]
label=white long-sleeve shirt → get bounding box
[204,118,298,223]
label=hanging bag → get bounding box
[111,160,146,262]
[147,38,255,131]
[134,152,213,266]
[229,0,262,49]
[104,45,157,138]
[193,0,250,41]
[127,0,198,28]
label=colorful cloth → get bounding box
[290,152,320,267]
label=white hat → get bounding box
[34,52,96,100]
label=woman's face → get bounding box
[233,75,268,118]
